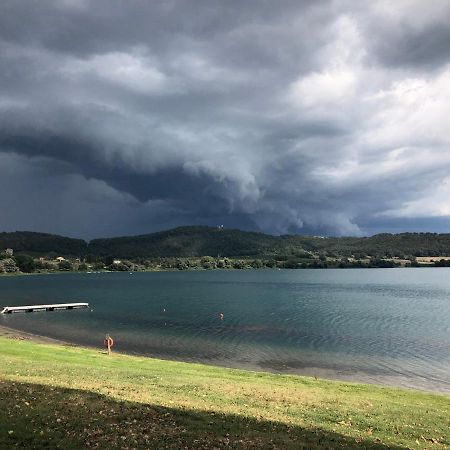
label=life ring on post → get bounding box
[104,336,114,348]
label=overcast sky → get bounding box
[1,0,450,239]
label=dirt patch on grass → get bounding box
[0,325,68,345]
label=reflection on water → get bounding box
[1,269,450,393]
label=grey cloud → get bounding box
[369,22,450,70]
[0,0,449,238]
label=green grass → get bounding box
[0,336,449,449]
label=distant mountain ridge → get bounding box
[0,231,87,256]
[2,226,450,258]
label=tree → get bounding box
[251,259,263,268]
[176,259,189,270]
[85,254,97,263]
[0,258,19,273]
[58,260,73,271]
[35,260,56,271]
[201,256,216,269]
[103,255,115,266]
[14,254,36,273]
[232,260,246,269]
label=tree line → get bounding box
[2,227,450,264]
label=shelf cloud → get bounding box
[1,0,450,238]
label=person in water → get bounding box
[219,312,224,320]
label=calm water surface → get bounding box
[1,269,450,393]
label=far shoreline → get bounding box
[2,265,450,280]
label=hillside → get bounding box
[88,226,282,258]
[2,227,450,259]
[278,233,450,259]
[0,231,87,256]
[1,335,449,449]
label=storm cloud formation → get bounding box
[1,0,450,238]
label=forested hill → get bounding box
[0,231,87,256]
[89,227,280,258]
[2,227,450,258]
[89,227,450,258]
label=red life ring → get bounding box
[104,337,114,348]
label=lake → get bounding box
[1,269,450,393]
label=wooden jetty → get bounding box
[1,302,89,314]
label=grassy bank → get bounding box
[0,336,449,449]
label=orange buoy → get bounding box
[104,335,114,354]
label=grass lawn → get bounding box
[0,336,449,449]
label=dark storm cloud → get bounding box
[1,0,450,238]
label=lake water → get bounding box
[1,269,450,393]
